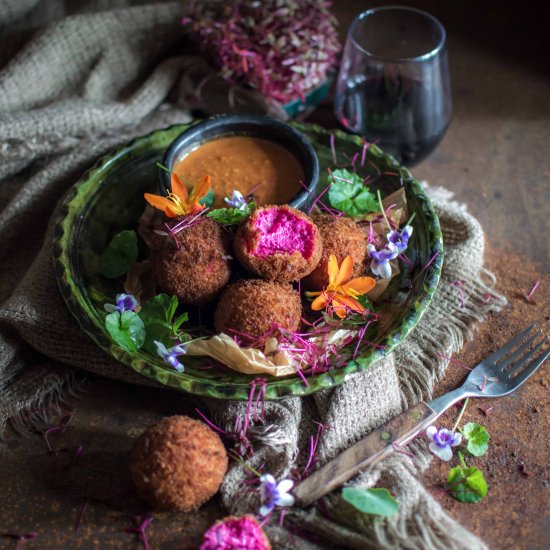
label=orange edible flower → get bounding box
[305,255,376,318]
[144,173,212,218]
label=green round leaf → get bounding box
[447,465,488,503]
[342,487,399,517]
[462,422,490,457]
[100,230,138,278]
[105,310,145,352]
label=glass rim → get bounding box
[349,5,447,63]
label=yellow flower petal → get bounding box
[327,255,339,286]
[311,294,329,311]
[332,294,365,315]
[144,193,179,218]
[190,174,212,204]
[341,276,376,295]
[171,172,188,202]
[335,256,354,286]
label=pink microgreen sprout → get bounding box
[451,280,466,309]
[524,279,540,303]
[104,293,139,314]
[75,500,89,533]
[330,133,337,164]
[184,1,341,104]
[259,474,295,516]
[153,341,187,372]
[1,531,38,550]
[124,514,153,550]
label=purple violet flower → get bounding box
[367,243,398,279]
[259,474,295,516]
[224,190,248,210]
[154,341,187,373]
[104,293,139,314]
[426,425,463,461]
[387,225,413,254]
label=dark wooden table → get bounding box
[1,1,548,548]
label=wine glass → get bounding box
[334,6,452,166]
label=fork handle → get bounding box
[293,402,439,508]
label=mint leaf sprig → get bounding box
[327,169,379,218]
[207,201,256,225]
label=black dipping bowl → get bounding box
[160,114,320,212]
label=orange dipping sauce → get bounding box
[173,136,304,207]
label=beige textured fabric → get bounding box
[0,3,506,549]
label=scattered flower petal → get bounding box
[367,243,398,279]
[259,474,295,516]
[387,225,413,254]
[426,425,463,461]
[154,341,187,372]
[104,293,139,313]
[224,190,248,210]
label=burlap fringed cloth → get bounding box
[0,3,507,549]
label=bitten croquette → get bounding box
[233,205,322,283]
[214,279,302,338]
[152,218,232,305]
[129,416,228,511]
[302,214,367,290]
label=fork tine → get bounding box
[506,338,547,378]
[482,323,536,365]
[499,331,539,371]
[507,345,550,388]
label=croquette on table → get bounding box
[233,205,322,283]
[214,279,302,339]
[153,218,232,305]
[130,416,228,512]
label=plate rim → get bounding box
[52,122,444,400]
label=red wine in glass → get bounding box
[335,7,452,166]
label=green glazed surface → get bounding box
[53,122,443,400]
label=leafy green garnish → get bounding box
[447,453,488,503]
[100,230,139,279]
[342,487,398,517]
[461,422,490,457]
[199,187,215,208]
[105,310,145,353]
[207,202,256,225]
[327,169,379,218]
[139,294,188,353]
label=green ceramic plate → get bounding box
[53,122,443,400]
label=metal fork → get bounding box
[294,323,549,507]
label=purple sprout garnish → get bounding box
[224,190,248,210]
[426,426,463,461]
[259,474,295,516]
[387,225,413,254]
[104,293,139,314]
[184,0,341,104]
[154,341,187,372]
[367,243,399,279]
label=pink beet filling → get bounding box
[200,516,269,550]
[252,209,315,259]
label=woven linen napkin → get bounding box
[0,2,506,549]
